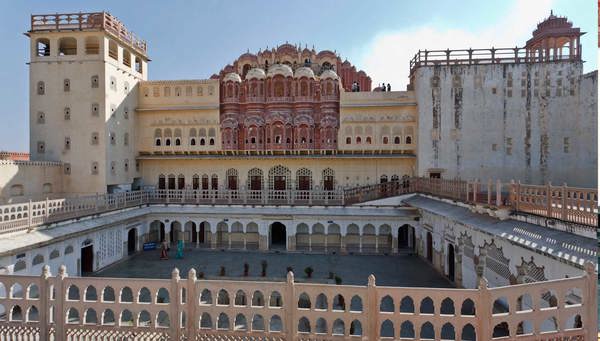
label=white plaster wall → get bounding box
[414,62,597,187]
[418,210,585,288]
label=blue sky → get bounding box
[0,0,596,152]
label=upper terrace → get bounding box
[28,12,147,56]
[409,46,582,77]
[0,177,595,238]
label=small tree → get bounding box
[243,263,249,276]
[261,260,268,277]
[198,272,205,279]
[219,266,226,277]
[334,275,342,285]
[304,266,314,278]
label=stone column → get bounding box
[165,222,172,244]
[258,221,269,251]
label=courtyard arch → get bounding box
[270,222,286,250]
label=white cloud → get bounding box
[359,0,554,90]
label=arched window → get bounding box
[406,136,412,144]
[85,36,100,55]
[394,136,401,144]
[108,40,118,60]
[36,38,50,57]
[383,136,389,144]
[58,37,77,55]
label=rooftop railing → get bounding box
[30,12,147,55]
[0,263,595,340]
[409,47,581,76]
[0,178,595,236]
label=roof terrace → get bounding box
[29,12,147,56]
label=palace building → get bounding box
[0,11,596,341]
[0,11,591,201]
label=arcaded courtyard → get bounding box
[92,249,453,287]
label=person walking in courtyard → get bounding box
[160,240,169,260]
[176,239,184,259]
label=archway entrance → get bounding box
[398,224,416,252]
[270,222,287,249]
[199,222,207,244]
[448,244,455,282]
[127,228,137,255]
[426,232,433,263]
[81,243,94,275]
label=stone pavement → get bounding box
[92,248,454,287]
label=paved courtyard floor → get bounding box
[92,248,453,287]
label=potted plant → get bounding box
[261,260,268,277]
[304,266,314,278]
[243,263,249,276]
[219,266,226,277]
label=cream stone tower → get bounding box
[27,13,148,195]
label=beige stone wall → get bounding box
[28,30,147,195]
[0,161,64,203]
[138,156,415,189]
[136,80,221,155]
[339,91,418,153]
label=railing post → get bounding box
[39,265,50,341]
[546,182,552,218]
[186,268,197,338]
[54,265,67,341]
[561,183,567,221]
[367,274,378,341]
[487,179,492,205]
[584,262,598,341]
[477,277,491,341]
[28,199,32,228]
[170,268,181,340]
[496,180,502,206]
[285,271,295,341]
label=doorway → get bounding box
[127,228,137,255]
[448,244,455,282]
[270,222,287,249]
[81,245,94,275]
[426,232,433,263]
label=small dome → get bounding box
[223,72,242,83]
[267,63,293,78]
[294,67,315,79]
[246,68,266,80]
[320,69,339,80]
